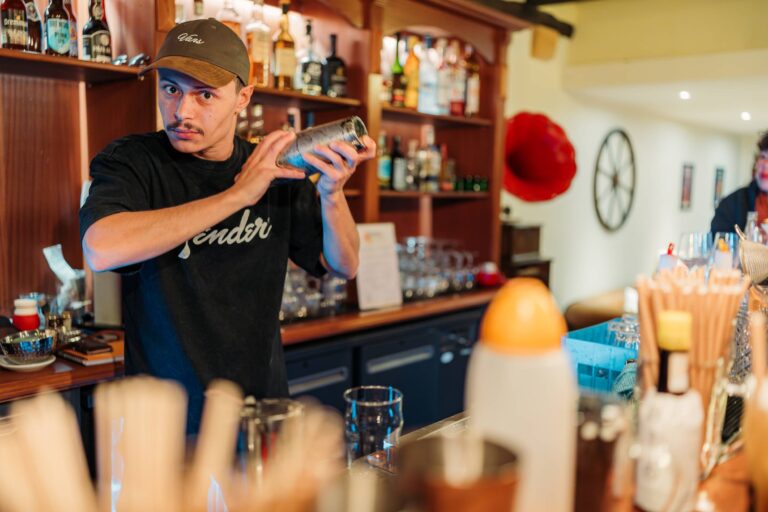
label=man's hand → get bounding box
[229,130,305,207]
[303,135,377,200]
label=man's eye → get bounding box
[163,85,178,94]
[201,91,214,100]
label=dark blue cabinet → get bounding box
[284,306,485,429]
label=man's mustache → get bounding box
[167,122,204,135]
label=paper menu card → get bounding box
[356,223,403,311]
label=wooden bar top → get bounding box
[280,288,496,345]
[0,290,496,403]
[0,359,123,403]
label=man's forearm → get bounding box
[320,192,360,279]
[83,190,244,271]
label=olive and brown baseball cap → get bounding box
[140,18,250,88]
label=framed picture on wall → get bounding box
[714,167,725,208]
[681,163,694,210]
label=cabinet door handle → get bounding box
[366,345,435,374]
[288,367,349,395]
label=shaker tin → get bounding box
[276,116,368,175]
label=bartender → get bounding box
[711,131,768,233]
[79,18,376,433]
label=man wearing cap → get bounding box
[80,19,375,432]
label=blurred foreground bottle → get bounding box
[465,278,576,512]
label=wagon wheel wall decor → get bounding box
[593,129,636,232]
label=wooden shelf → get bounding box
[281,288,498,345]
[251,87,362,110]
[379,190,489,199]
[344,189,362,197]
[382,104,493,128]
[0,48,141,83]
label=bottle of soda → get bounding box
[82,0,112,63]
[1,0,28,50]
[23,0,42,53]
[44,0,71,57]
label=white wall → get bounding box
[503,30,744,309]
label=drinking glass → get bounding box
[343,386,403,468]
[239,397,304,485]
[678,232,713,269]
[712,232,739,269]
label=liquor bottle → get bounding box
[236,109,249,139]
[246,104,266,145]
[403,35,420,110]
[174,0,184,24]
[435,38,450,115]
[193,0,203,18]
[82,0,111,63]
[418,125,440,192]
[464,43,480,118]
[63,0,77,57]
[377,132,391,189]
[282,111,297,132]
[1,0,28,50]
[322,34,347,98]
[390,32,405,107]
[405,139,420,191]
[216,0,241,38]
[448,40,466,116]
[272,0,296,90]
[245,0,269,87]
[417,35,439,115]
[297,19,322,95]
[391,135,408,192]
[44,0,70,56]
[23,0,42,53]
[304,111,315,128]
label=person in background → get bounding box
[711,131,768,233]
[79,19,376,433]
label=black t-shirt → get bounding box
[80,131,325,433]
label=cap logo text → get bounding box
[177,33,204,45]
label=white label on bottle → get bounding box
[392,158,407,191]
[274,47,296,77]
[24,2,39,22]
[249,30,270,64]
[1,9,27,47]
[436,68,451,112]
[667,352,689,394]
[83,29,111,63]
[46,18,70,55]
[466,74,480,115]
[451,68,467,102]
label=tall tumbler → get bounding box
[344,386,403,468]
[277,116,368,176]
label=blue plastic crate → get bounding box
[562,320,637,394]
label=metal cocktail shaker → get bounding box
[276,116,368,175]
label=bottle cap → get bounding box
[657,310,692,351]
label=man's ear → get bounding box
[236,84,254,113]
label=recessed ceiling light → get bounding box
[742,112,752,121]
[679,91,691,100]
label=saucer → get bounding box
[0,355,56,372]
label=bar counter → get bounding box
[0,289,495,403]
[355,413,751,512]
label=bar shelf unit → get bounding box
[0,48,141,83]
